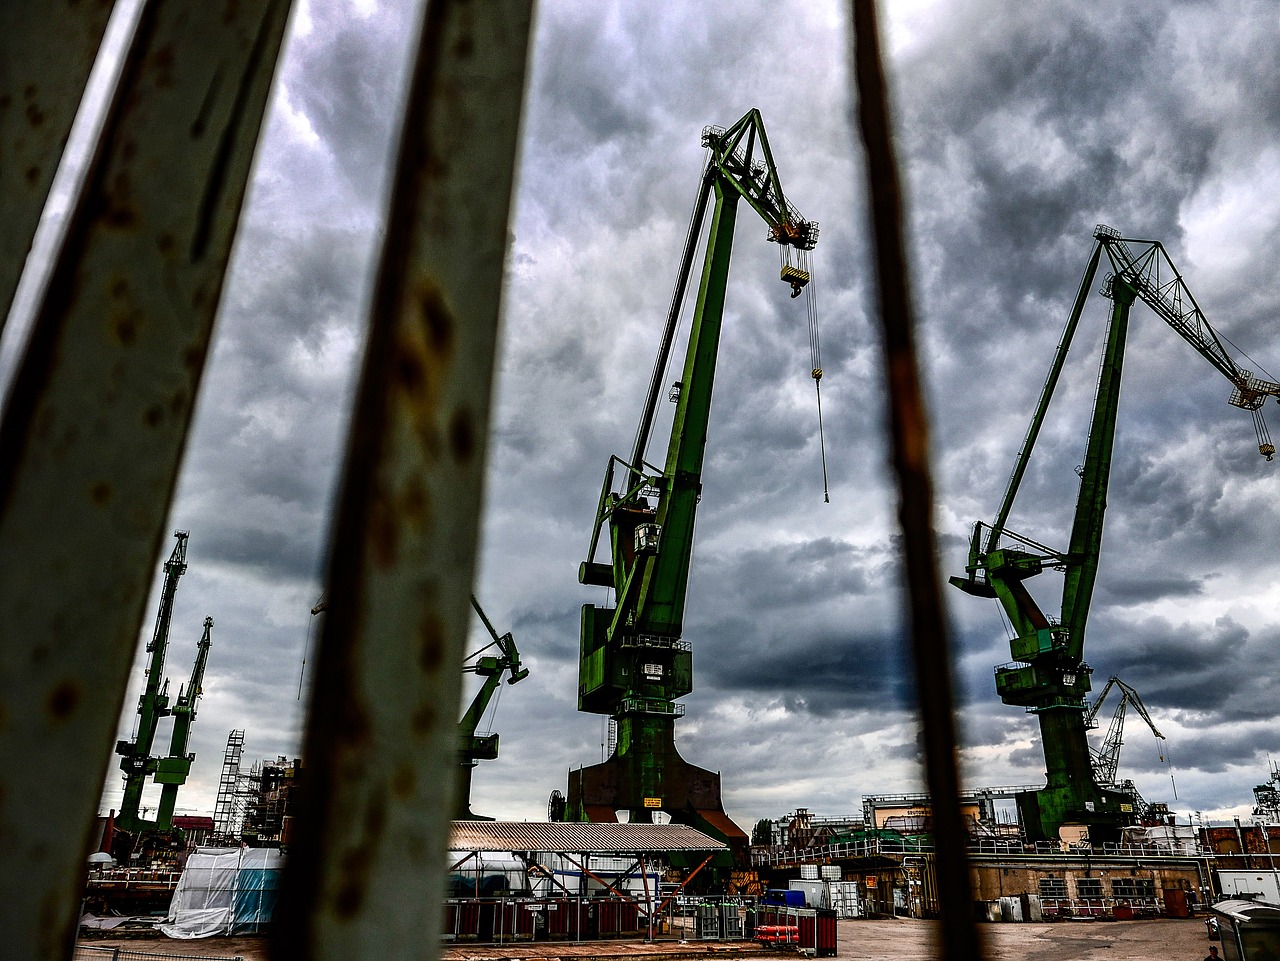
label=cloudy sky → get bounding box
[9,0,1279,833]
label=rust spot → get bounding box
[111,313,138,346]
[91,482,112,506]
[399,478,430,525]
[144,404,164,428]
[334,877,364,919]
[158,233,177,255]
[110,277,129,299]
[151,42,177,89]
[0,93,11,109]
[453,32,475,58]
[47,681,82,720]
[103,203,138,229]
[391,764,415,799]
[396,340,426,394]
[26,102,45,127]
[23,84,36,100]
[412,704,436,734]
[369,496,396,567]
[448,407,476,463]
[419,613,446,673]
[25,165,39,186]
[418,282,455,355]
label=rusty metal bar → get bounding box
[0,0,116,328]
[0,3,292,957]
[848,1,982,958]
[273,2,534,958]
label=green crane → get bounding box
[456,596,528,820]
[952,225,1279,844]
[153,616,214,828]
[115,530,188,834]
[567,109,818,854]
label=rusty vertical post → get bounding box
[274,2,534,959]
[848,1,982,958]
[0,1,116,327]
[0,4,291,958]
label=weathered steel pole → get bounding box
[274,2,535,958]
[0,4,291,957]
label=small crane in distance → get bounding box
[114,531,213,859]
[456,596,529,820]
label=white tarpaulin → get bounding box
[160,846,283,939]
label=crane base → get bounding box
[565,739,746,865]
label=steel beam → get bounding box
[274,2,534,959]
[0,0,116,328]
[0,3,291,957]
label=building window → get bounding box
[1075,878,1103,900]
[1039,877,1067,899]
[1112,878,1155,899]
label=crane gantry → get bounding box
[566,109,818,859]
[952,225,1278,844]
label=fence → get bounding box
[74,947,244,961]
[439,896,753,945]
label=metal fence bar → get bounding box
[848,1,982,958]
[273,2,534,959]
[0,3,292,958]
[0,1,116,327]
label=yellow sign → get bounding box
[643,797,662,809]
[865,875,878,887]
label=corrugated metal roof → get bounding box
[449,821,727,853]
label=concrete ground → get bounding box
[76,917,1212,961]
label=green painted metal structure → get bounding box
[115,531,213,835]
[952,225,1280,843]
[455,597,528,820]
[567,110,817,854]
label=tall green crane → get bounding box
[116,530,189,834]
[456,596,528,820]
[952,225,1279,844]
[567,109,818,853]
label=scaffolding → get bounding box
[211,730,247,840]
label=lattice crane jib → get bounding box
[950,225,1276,844]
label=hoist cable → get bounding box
[805,258,830,501]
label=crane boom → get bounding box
[569,110,816,860]
[951,225,1274,844]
